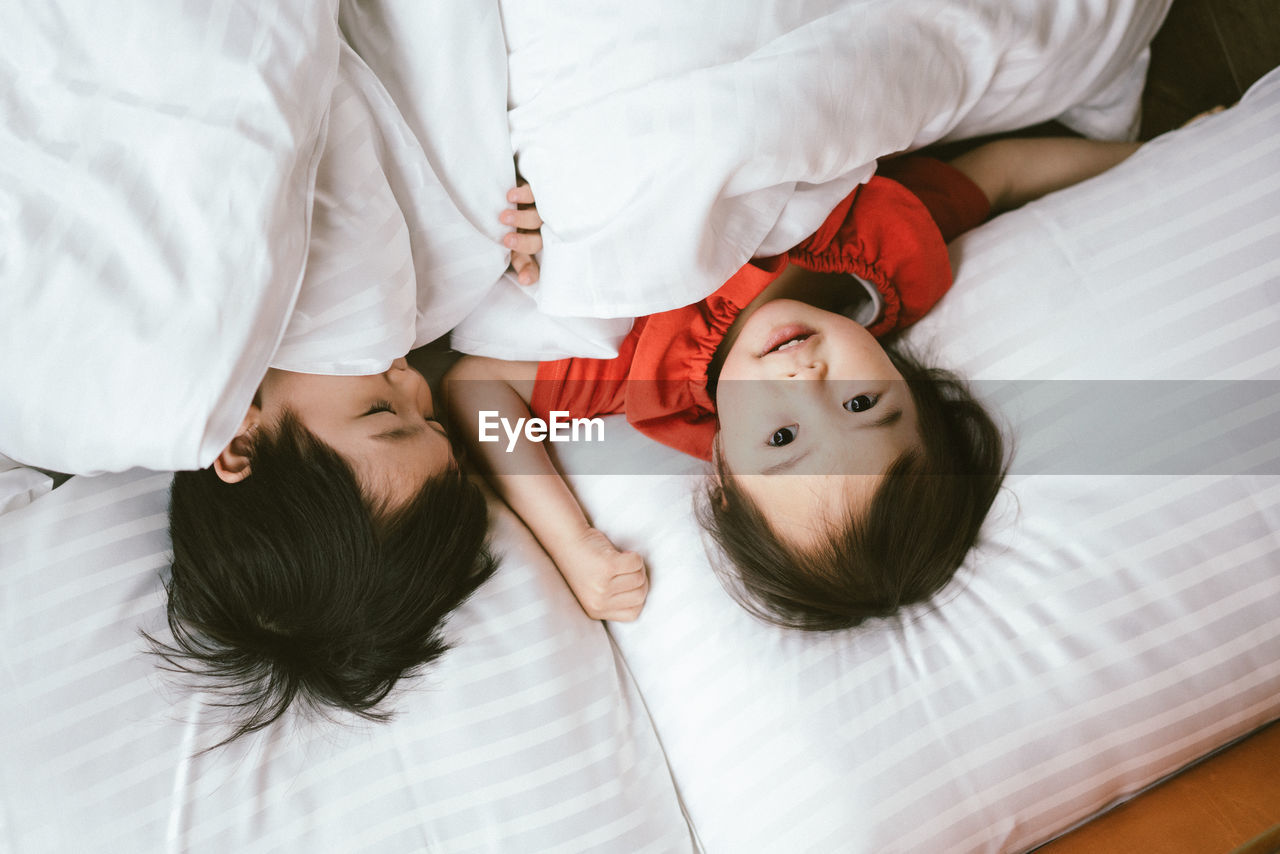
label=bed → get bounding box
[4,40,1280,852]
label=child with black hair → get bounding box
[153,191,546,747]
[447,137,1142,628]
[155,360,497,746]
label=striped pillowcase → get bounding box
[0,474,694,852]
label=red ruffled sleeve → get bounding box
[531,258,785,461]
[530,332,637,423]
[786,156,989,337]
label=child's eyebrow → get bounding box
[873,408,904,428]
[762,449,810,476]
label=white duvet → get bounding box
[484,0,1168,319]
[2,0,1168,473]
[443,0,1168,355]
[0,3,338,474]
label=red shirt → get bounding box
[531,156,989,461]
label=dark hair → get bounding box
[700,345,1006,631]
[148,412,496,748]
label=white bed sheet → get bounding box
[0,475,695,853]
[0,455,51,516]
[550,67,1280,852]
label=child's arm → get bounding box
[948,138,1142,214]
[443,357,648,621]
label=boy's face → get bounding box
[257,359,455,510]
[715,299,921,547]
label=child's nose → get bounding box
[389,357,410,372]
[786,359,827,379]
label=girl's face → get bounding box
[256,358,455,510]
[715,299,921,546]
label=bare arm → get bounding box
[443,356,648,621]
[949,137,1142,214]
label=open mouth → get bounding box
[760,324,816,356]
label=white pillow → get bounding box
[454,0,1169,342]
[0,2,342,474]
[0,470,695,852]
[552,66,1280,852]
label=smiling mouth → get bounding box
[760,324,816,356]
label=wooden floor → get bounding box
[1141,0,1280,138]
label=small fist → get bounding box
[556,527,649,622]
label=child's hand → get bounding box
[501,182,543,285]
[553,527,649,621]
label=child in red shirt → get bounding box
[448,137,1140,629]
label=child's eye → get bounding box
[843,394,878,413]
[365,400,396,416]
[768,425,798,447]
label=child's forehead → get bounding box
[348,428,456,514]
[732,472,883,546]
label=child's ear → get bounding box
[212,406,261,484]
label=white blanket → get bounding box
[444,0,1170,352]
[337,0,1172,360]
[2,0,1169,473]
[0,3,339,474]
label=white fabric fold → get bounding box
[0,2,341,473]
